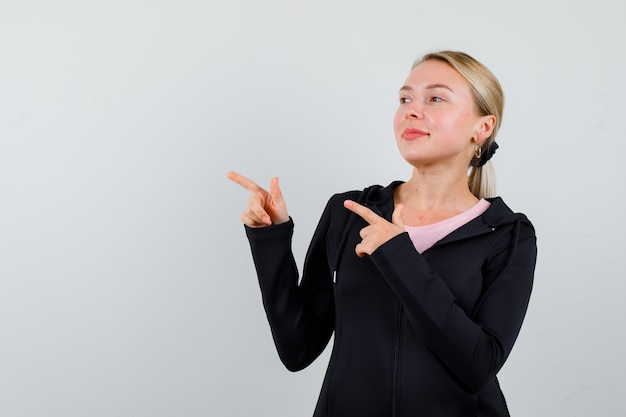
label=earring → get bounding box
[474,143,482,159]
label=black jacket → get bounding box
[245,181,537,417]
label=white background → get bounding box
[1,1,624,416]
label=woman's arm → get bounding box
[371,223,536,392]
[343,198,536,392]
[243,199,336,372]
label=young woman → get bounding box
[228,50,537,417]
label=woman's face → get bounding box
[393,59,491,169]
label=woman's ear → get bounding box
[476,115,496,144]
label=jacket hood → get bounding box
[334,181,534,274]
[361,181,533,230]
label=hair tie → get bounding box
[472,141,499,167]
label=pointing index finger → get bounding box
[227,171,262,193]
[343,200,382,225]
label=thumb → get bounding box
[268,177,290,224]
[269,177,284,204]
[392,203,405,228]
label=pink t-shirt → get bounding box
[405,199,491,254]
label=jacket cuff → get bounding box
[244,217,294,241]
[371,232,415,260]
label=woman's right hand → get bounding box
[227,171,290,227]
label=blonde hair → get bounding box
[413,51,505,198]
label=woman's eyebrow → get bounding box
[399,83,454,93]
[425,83,454,92]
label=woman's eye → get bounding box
[400,97,411,104]
[429,96,443,103]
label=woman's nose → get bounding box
[406,103,423,119]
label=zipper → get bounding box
[391,302,403,417]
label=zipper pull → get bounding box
[333,270,337,284]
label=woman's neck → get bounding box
[394,167,478,225]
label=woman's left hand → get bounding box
[344,200,405,257]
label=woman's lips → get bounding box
[402,128,428,140]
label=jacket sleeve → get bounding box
[244,200,336,372]
[370,220,537,392]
